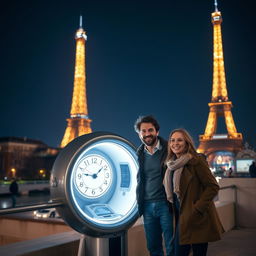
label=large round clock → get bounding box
[74,154,113,198]
[50,132,139,237]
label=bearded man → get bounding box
[134,115,174,256]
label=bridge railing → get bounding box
[0,200,63,215]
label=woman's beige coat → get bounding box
[177,156,224,244]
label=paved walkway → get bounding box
[208,228,256,256]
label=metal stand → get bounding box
[78,234,109,256]
[77,235,86,256]
[120,231,128,256]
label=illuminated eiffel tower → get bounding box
[197,1,243,166]
[60,16,92,148]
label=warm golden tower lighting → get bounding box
[197,1,243,155]
[199,8,242,142]
[60,17,92,148]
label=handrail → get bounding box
[219,185,236,190]
[0,200,64,215]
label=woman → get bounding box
[163,129,224,256]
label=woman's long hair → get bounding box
[165,128,198,163]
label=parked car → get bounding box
[33,208,59,218]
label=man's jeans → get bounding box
[143,200,174,256]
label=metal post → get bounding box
[233,185,238,229]
[80,235,109,256]
[120,231,128,256]
[77,235,86,256]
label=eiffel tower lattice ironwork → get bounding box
[60,16,92,148]
[197,1,243,156]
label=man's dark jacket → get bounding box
[9,181,18,195]
[136,136,168,216]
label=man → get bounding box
[249,161,256,178]
[134,115,173,256]
[9,178,19,207]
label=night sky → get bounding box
[1,0,255,149]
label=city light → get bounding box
[11,168,16,178]
[39,169,46,178]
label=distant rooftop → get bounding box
[0,136,47,146]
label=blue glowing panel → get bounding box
[87,204,121,220]
[120,164,130,188]
[236,159,254,172]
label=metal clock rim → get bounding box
[53,132,139,237]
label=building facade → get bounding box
[0,137,59,180]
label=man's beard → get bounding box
[142,135,157,146]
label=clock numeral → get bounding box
[78,174,82,179]
[79,182,83,187]
[99,187,103,192]
[92,158,97,164]
[104,165,108,170]
[84,160,90,166]
[104,180,108,185]
[105,172,109,178]
[84,187,88,192]
[92,190,95,195]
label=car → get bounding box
[33,208,60,218]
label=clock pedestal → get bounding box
[78,235,108,256]
[77,232,128,256]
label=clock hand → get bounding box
[82,167,104,178]
[83,173,93,177]
[89,167,104,179]
[82,168,94,177]
[96,166,104,175]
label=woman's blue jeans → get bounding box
[143,200,174,256]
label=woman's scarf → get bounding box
[163,153,192,202]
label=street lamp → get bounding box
[39,169,46,179]
[11,168,16,178]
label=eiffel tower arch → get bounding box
[197,1,243,173]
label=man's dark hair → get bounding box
[134,115,160,133]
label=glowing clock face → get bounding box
[74,154,113,198]
[51,132,140,237]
